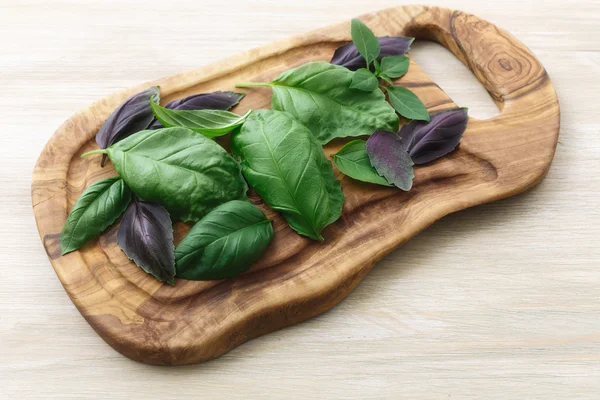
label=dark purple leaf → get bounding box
[149,91,245,129]
[96,86,159,166]
[399,108,468,165]
[331,36,414,71]
[117,198,175,285]
[366,130,414,191]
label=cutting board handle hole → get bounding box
[410,40,500,120]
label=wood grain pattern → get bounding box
[31,5,559,365]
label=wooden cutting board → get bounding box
[31,5,559,365]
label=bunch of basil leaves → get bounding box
[237,19,468,193]
[61,19,468,285]
[61,89,273,284]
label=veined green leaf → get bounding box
[150,102,251,138]
[91,127,247,222]
[373,58,382,75]
[386,86,430,122]
[238,62,398,144]
[60,177,131,254]
[380,56,410,79]
[332,140,391,186]
[149,91,245,129]
[379,75,394,85]
[350,19,380,66]
[231,110,344,240]
[350,68,379,92]
[175,200,274,280]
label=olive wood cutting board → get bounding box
[31,5,560,365]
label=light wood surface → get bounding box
[31,5,560,366]
[3,0,599,397]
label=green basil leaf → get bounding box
[231,110,343,240]
[385,86,430,122]
[350,68,379,92]
[259,62,398,144]
[103,127,247,222]
[350,19,380,66]
[149,91,245,129]
[373,58,381,75]
[380,56,410,78]
[332,140,391,186]
[175,200,273,280]
[379,75,394,85]
[61,177,131,255]
[150,102,251,138]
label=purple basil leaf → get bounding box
[399,108,468,165]
[366,130,414,191]
[149,91,245,129]
[331,36,414,71]
[117,198,175,285]
[96,86,159,166]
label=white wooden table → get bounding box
[1,0,599,398]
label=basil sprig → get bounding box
[331,34,413,71]
[335,19,430,121]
